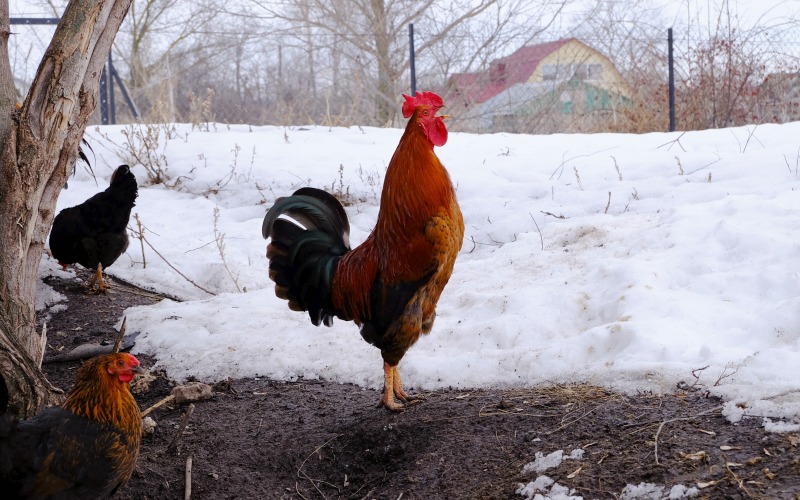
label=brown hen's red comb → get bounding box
[402,91,444,118]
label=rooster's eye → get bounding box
[423,110,429,116]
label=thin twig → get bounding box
[686,156,723,176]
[603,192,611,214]
[139,233,215,296]
[725,459,752,498]
[545,401,610,436]
[611,156,622,181]
[133,213,147,269]
[213,207,241,292]
[112,317,127,354]
[657,131,687,151]
[654,405,722,465]
[297,434,343,499]
[167,403,196,455]
[528,213,544,251]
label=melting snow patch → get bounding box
[516,475,582,500]
[35,279,67,321]
[668,485,700,499]
[723,398,800,432]
[521,449,584,474]
[762,418,800,433]
[620,482,698,499]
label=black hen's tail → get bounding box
[262,187,351,327]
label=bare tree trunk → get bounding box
[0,0,132,419]
[370,0,392,125]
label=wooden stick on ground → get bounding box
[185,455,193,500]
[167,403,196,455]
[141,394,175,418]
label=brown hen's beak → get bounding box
[130,365,144,374]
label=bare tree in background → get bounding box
[252,0,500,125]
[569,0,669,132]
[0,0,131,418]
[115,0,220,120]
[673,1,775,130]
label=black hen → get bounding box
[49,165,138,292]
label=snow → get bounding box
[521,449,585,474]
[40,119,800,429]
[517,475,581,500]
[620,482,699,499]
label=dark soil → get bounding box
[38,270,800,500]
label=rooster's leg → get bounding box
[391,366,425,403]
[381,363,424,412]
[381,362,405,412]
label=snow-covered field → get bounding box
[39,119,800,431]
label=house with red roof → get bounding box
[446,38,632,133]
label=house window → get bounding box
[576,64,603,80]
[542,63,603,81]
[542,64,559,81]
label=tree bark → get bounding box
[0,0,132,419]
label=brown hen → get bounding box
[0,353,143,498]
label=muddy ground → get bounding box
[38,270,800,499]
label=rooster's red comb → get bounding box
[402,91,444,118]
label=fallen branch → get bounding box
[141,382,214,418]
[43,337,137,364]
[141,395,175,419]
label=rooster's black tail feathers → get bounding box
[262,187,350,327]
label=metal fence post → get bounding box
[409,23,416,96]
[668,28,676,132]
[100,63,109,125]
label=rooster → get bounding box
[262,91,464,411]
[0,353,143,498]
[49,165,138,292]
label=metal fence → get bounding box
[10,18,800,134]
